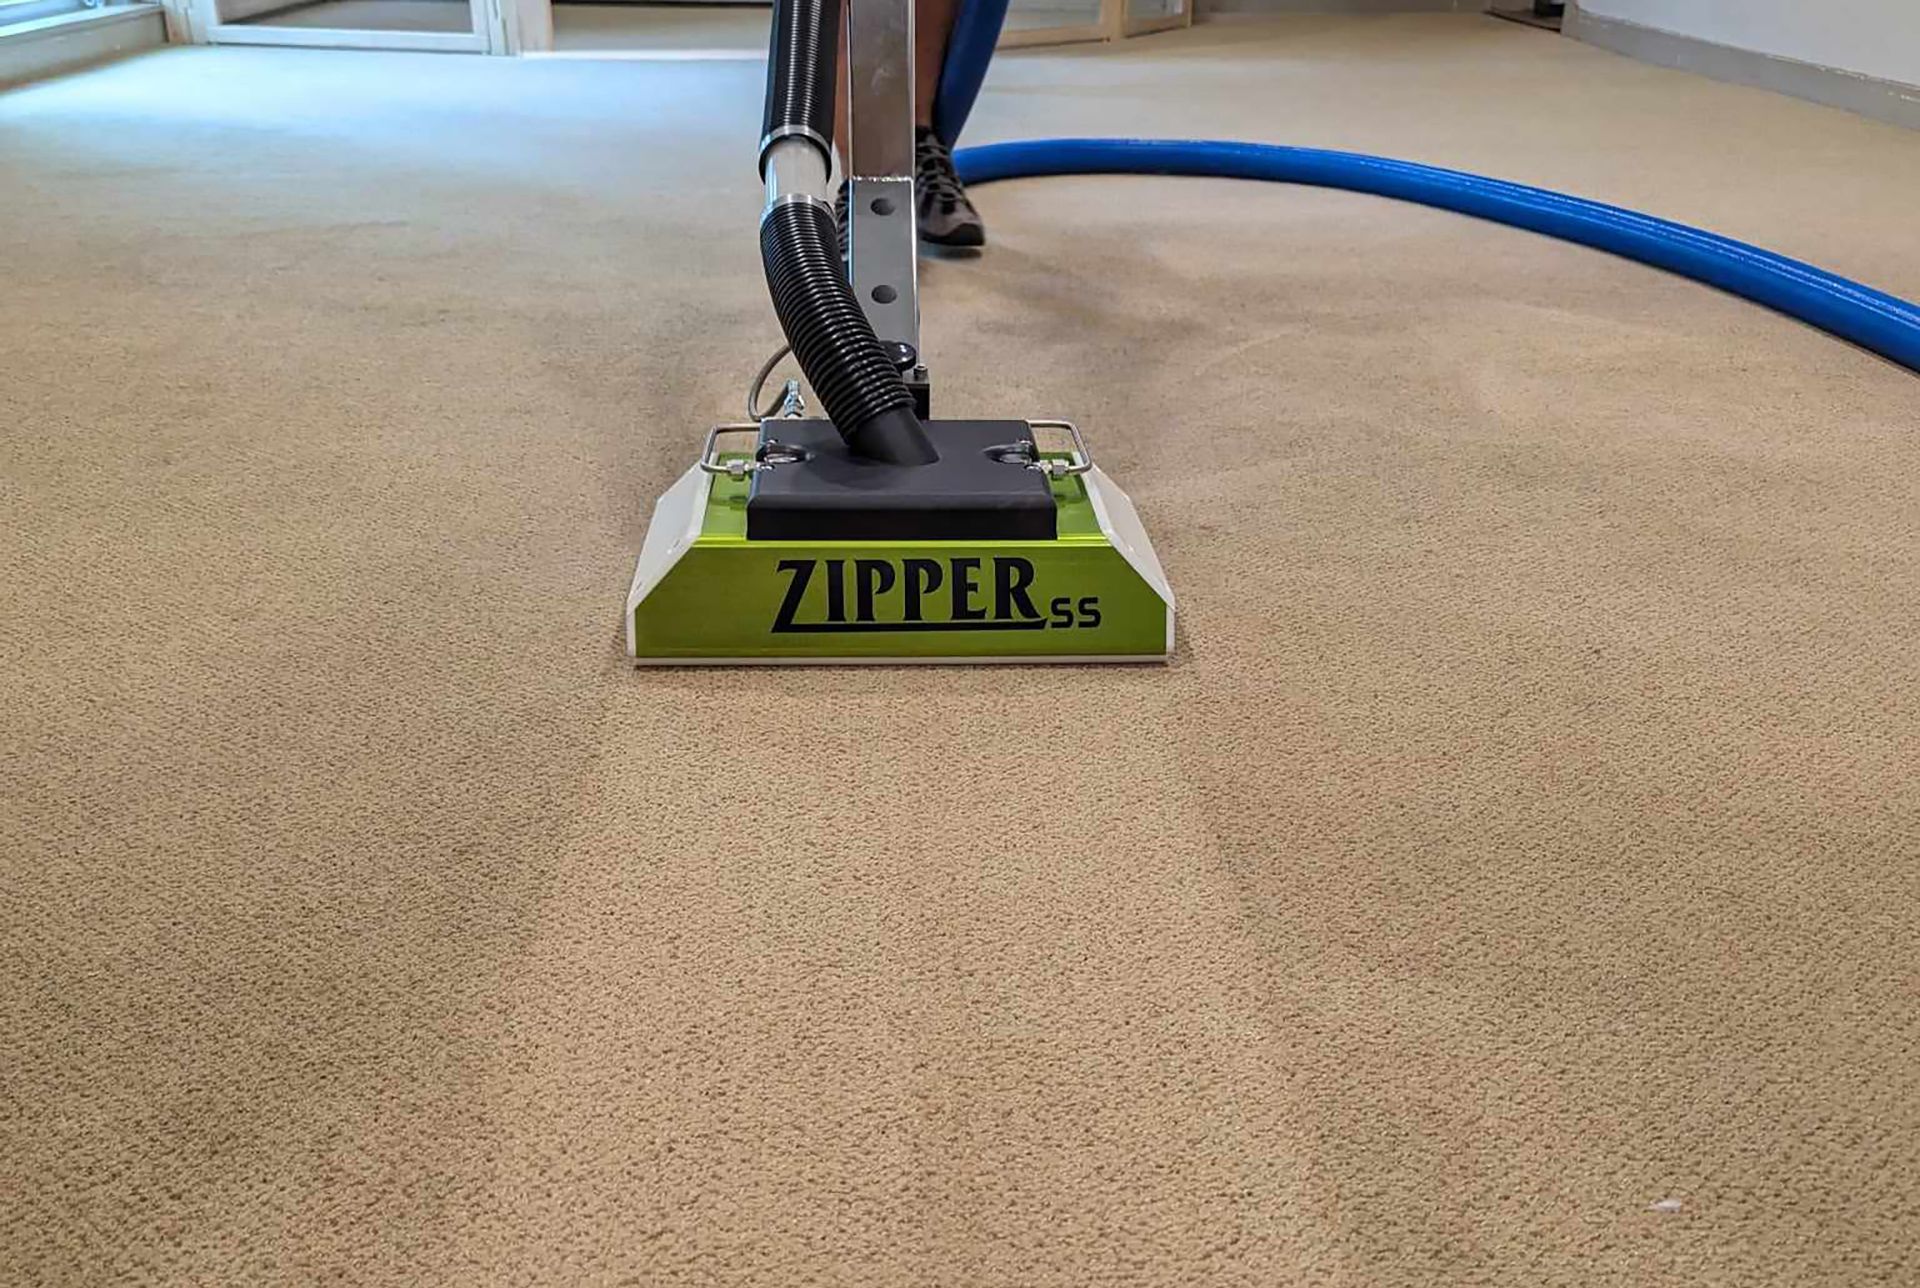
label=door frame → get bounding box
[171,0,518,52]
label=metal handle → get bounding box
[1025,419,1095,477]
[697,423,768,478]
[698,424,811,478]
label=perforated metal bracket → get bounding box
[845,0,924,399]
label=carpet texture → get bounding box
[4,17,1918,1285]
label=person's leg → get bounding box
[911,0,986,246]
[914,0,958,126]
[831,0,987,249]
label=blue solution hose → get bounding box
[931,0,1010,145]
[952,138,1920,375]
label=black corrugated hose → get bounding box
[759,0,836,173]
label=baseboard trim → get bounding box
[1200,1,1474,14]
[1,4,165,87]
[1566,7,1920,130]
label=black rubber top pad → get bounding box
[746,420,1057,541]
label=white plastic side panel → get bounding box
[624,464,712,658]
[1081,465,1175,655]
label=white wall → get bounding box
[1577,0,1920,87]
[0,6,166,86]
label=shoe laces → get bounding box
[916,131,967,208]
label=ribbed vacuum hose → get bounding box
[761,200,933,464]
[931,0,1010,145]
[953,138,1920,376]
[759,0,837,172]
[758,0,936,464]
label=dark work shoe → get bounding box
[915,126,986,248]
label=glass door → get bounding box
[998,0,1188,48]
[192,0,502,52]
[999,0,1113,48]
[1123,0,1186,38]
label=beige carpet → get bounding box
[4,17,1919,1284]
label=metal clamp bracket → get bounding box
[696,424,810,479]
[1020,419,1095,478]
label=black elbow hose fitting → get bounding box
[760,200,938,466]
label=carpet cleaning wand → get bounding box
[622,0,1175,665]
